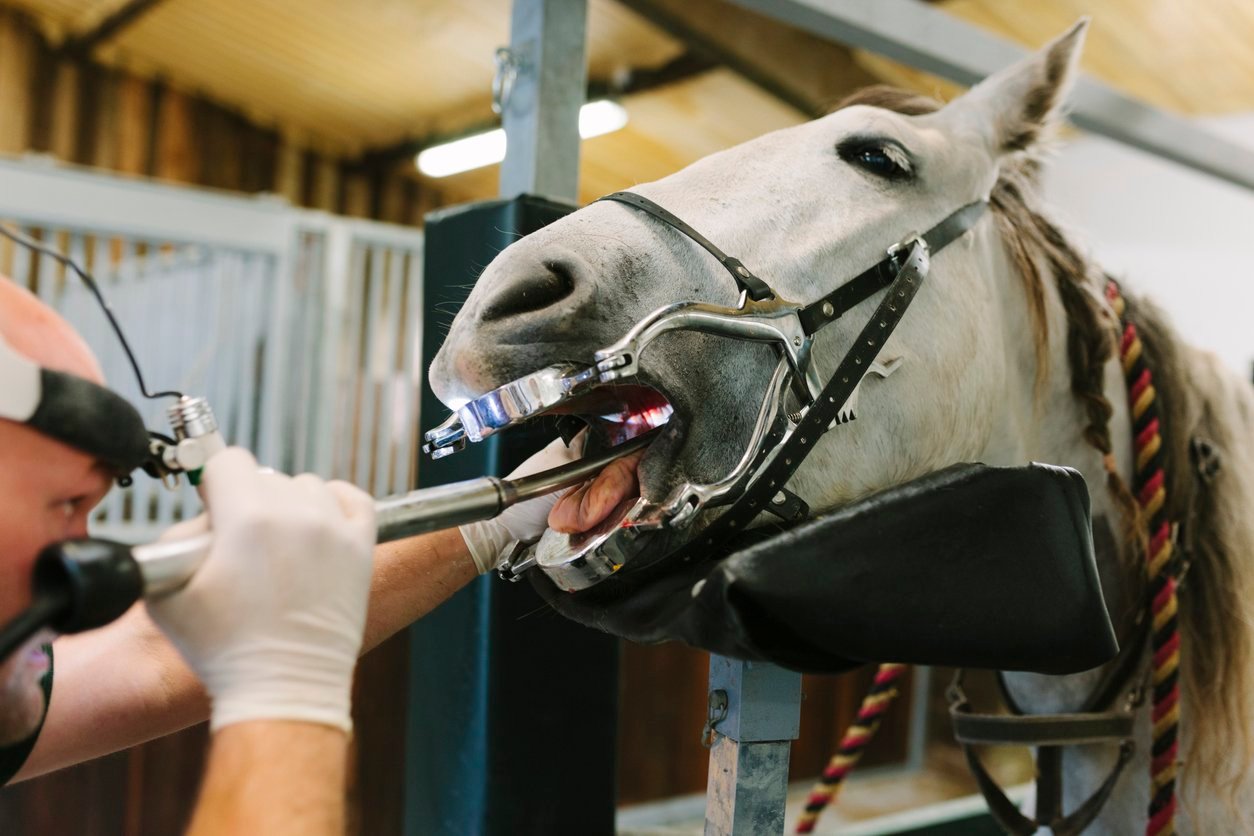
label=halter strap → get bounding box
[798,201,988,335]
[947,633,1146,836]
[572,197,988,581]
[597,191,775,301]
[598,190,986,338]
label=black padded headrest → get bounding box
[530,462,1117,676]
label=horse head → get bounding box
[430,21,1089,554]
[431,19,1254,827]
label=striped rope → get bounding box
[1107,280,1181,836]
[795,284,1176,834]
[794,663,908,834]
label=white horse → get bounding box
[431,21,1254,833]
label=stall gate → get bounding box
[0,155,426,543]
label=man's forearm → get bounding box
[16,605,208,781]
[187,720,348,836]
[361,527,477,653]
[14,529,476,780]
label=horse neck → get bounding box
[991,254,1137,715]
[982,255,1159,830]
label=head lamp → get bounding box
[0,329,151,477]
[0,224,226,663]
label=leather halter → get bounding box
[431,190,989,591]
[594,191,989,569]
[947,624,1147,836]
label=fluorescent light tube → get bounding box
[417,100,628,178]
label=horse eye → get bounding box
[854,148,903,177]
[837,138,914,181]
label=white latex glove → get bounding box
[147,448,377,733]
[458,435,581,573]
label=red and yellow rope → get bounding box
[1108,280,1180,836]
[796,285,1178,834]
[794,663,907,834]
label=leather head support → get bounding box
[531,462,1116,676]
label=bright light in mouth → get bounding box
[557,385,675,449]
[594,401,674,446]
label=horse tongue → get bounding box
[548,449,644,534]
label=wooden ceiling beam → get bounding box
[612,0,882,118]
[63,0,170,58]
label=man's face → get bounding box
[0,419,113,744]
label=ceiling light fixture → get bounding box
[416,99,628,178]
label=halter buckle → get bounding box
[886,233,926,270]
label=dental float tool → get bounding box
[0,223,660,657]
[0,428,659,659]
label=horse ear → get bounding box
[944,18,1089,156]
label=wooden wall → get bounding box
[0,5,917,832]
[618,644,915,806]
[0,4,440,225]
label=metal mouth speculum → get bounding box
[422,363,603,459]
[422,294,828,591]
[419,197,990,591]
[593,290,822,408]
[421,285,823,463]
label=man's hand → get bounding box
[146,448,376,733]
[458,436,581,574]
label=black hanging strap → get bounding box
[669,238,932,565]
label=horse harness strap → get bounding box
[796,200,989,336]
[597,192,776,301]
[598,191,988,333]
[947,617,1147,835]
[596,192,989,568]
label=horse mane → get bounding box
[835,85,1254,806]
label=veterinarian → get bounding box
[0,277,587,833]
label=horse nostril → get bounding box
[480,260,578,323]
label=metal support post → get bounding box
[499,0,589,200]
[405,2,611,832]
[704,657,803,836]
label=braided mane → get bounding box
[835,85,1254,812]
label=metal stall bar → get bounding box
[726,0,1254,194]
[405,1,620,834]
[499,0,590,199]
[705,658,804,835]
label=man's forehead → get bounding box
[0,278,105,385]
[0,416,117,489]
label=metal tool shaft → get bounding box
[130,430,657,596]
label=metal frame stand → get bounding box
[704,656,803,835]
[405,3,614,834]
